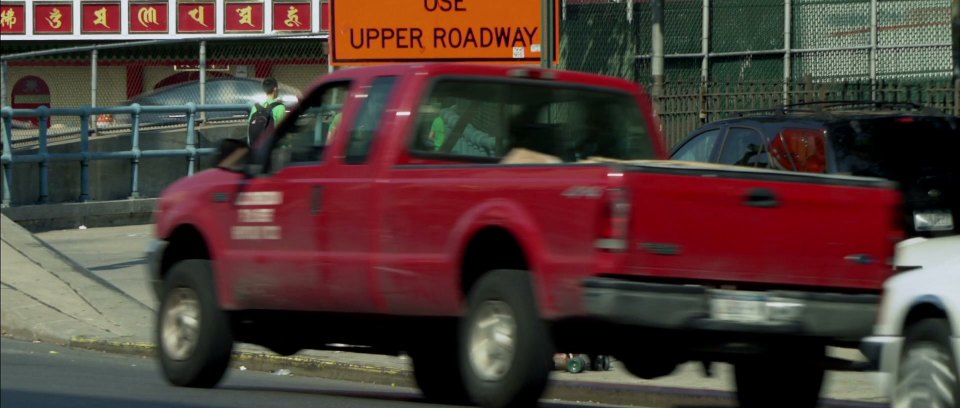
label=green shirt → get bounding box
[328,112,343,140]
[248,97,286,125]
[431,116,445,151]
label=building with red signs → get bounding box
[1,0,330,110]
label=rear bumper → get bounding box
[582,277,879,340]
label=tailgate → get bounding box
[621,162,900,290]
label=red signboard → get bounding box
[34,2,73,34]
[130,1,169,33]
[320,1,328,31]
[0,2,26,35]
[12,76,51,128]
[224,1,263,33]
[272,1,310,32]
[81,2,121,33]
[177,1,215,33]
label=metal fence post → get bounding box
[651,0,665,115]
[79,107,91,202]
[199,41,207,123]
[1,107,13,207]
[186,102,197,176]
[784,0,792,105]
[1,60,8,108]
[37,107,50,204]
[91,50,98,130]
[701,0,711,122]
[870,0,878,101]
[130,104,141,199]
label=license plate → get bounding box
[710,290,768,322]
[914,210,954,231]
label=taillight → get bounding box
[96,114,113,129]
[595,187,630,252]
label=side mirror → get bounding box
[215,138,251,172]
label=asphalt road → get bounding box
[1,337,635,408]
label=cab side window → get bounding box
[718,127,769,168]
[270,82,350,172]
[345,76,398,164]
[673,129,721,162]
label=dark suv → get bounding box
[669,102,959,237]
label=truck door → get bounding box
[220,81,352,311]
[320,75,399,313]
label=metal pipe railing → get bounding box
[0,103,252,207]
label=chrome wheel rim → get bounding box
[161,288,201,361]
[468,300,516,382]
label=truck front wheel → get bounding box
[156,260,233,388]
[460,270,554,408]
[895,319,959,407]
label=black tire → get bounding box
[591,355,612,372]
[895,318,959,408]
[156,260,233,388]
[459,270,554,408]
[734,345,825,408]
[409,333,471,404]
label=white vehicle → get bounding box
[862,236,960,407]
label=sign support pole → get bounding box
[541,0,555,69]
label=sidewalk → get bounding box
[0,214,889,407]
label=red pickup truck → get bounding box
[148,64,902,408]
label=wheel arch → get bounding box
[459,225,530,297]
[160,223,212,282]
[903,296,952,332]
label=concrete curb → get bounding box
[1,199,157,233]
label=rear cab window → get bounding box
[406,78,657,163]
[769,128,828,173]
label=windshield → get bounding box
[410,79,656,162]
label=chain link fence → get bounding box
[2,35,327,132]
[1,35,329,205]
[561,0,956,147]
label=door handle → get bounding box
[744,188,779,208]
[311,185,324,215]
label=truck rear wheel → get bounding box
[156,260,233,388]
[734,345,825,408]
[460,270,554,408]
[895,319,959,408]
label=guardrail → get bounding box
[1,103,252,207]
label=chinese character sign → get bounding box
[82,2,120,33]
[273,1,310,32]
[225,1,263,32]
[130,2,169,33]
[34,2,73,34]
[177,1,215,33]
[0,3,26,34]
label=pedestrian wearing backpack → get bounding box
[247,77,286,145]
